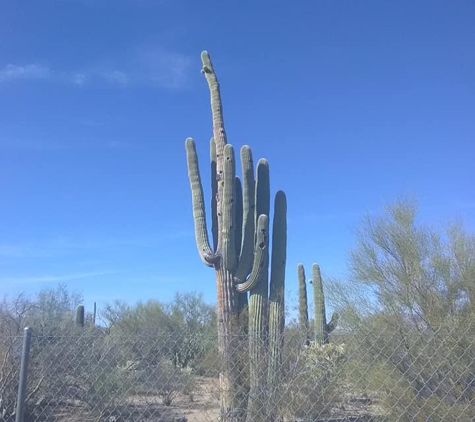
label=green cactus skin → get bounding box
[267,191,287,421]
[185,51,287,422]
[298,264,310,346]
[210,138,219,251]
[76,305,85,328]
[247,160,270,422]
[310,264,339,346]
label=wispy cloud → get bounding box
[0,138,137,151]
[288,210,366,226]
[0,64,51,83]
[102,70,129,86]
[0,63,131,87]
[137,49,192,89]
[0,49,192,89]
[0,270,120,285]
[0,232,193,259]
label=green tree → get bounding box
[329,198,475,421]
[102,291,217,371]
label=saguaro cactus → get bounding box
[297,264,310,346]
[93,302,97,326]
[76,305,85,328]
[185,51,287,422]
[298,264,338,346]
[309,264,338,345]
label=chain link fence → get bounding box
[2,319,475,422]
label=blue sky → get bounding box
[1,0,474,317]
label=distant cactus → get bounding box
[75,305,85,328]
[298,263,310,346]
[310,264,338,345]
[299,264,338,346]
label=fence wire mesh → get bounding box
[2,319,475,422]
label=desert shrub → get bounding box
[281,342,347,420]
[134,357,194,406]
[0,286,84,421]
[102,292,217,372]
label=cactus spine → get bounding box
[185,51,287,422]
[75,305,85,328]
[309,264,338,345]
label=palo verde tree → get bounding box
[328,198,475,420]
[185,51,287,422]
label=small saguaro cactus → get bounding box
[185,51,287,422]
[75,305,85,328]
[298,264,338,346]
[309,264,338,345]
[297,263,310,346]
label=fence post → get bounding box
[15,327,32,422]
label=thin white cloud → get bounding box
[138,49,192,89]
[0,245,36,258]
[102,70,129,86]
[1,270,120,285]
[0,232,194,258]
[0,48,193,89]
[0,138,137,151]
[70,72,88,86]
[0,64,51,83]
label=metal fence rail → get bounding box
[2,321,474,422]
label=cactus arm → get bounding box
[210,138,218,252]
[298,263,310,345]
[234,176,243,257]
[185,137,217,266]
[235,158,270,290]
[235,145,256,278]
[255,159,270,229]
[235,214,269,292]
[221,144,237,266]
[267,191,287,413]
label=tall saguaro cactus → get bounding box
[298,264,338,346]
[185,51,287,422]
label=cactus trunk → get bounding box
[267,191,287,420]
[186,51,287,422]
